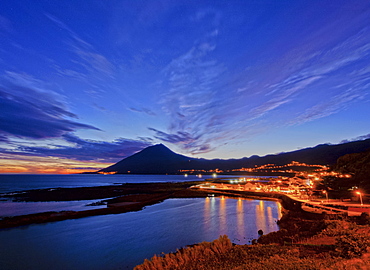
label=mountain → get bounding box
[98,144,196,174]
[97,139,370,174]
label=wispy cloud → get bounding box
[286,27,370,125]
[7,134,151,163]
[0,72,99,141]
[128,107,156,116]
[292,88,364,125]
[0,70,153,163]
[148,127,212,154]
[152,15,370,154]
[153,33,225,153]
[249,76,322,121]
[340,133,370,144]
[72,48,115,78]
[143,7,225,154]
[2,3,368,162]
[45,13,116,86]
[247,26,370,124]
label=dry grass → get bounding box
[135,215,370,270]
[134,235,233,270]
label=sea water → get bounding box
[0,174,274,193]
[0,174,281,269]
[0,174,210,193]
[0,197,281,270]
[0,174,274,217]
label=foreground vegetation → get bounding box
[135,211,370,270]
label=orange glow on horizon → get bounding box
[0,154,110,174]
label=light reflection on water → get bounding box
[202,196,280,244]
[0,197,281,270]
[256,200,266,233]
[0,174,263,193]
[237,198,245,237]
[219,196,227,233]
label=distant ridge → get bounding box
[97,139,370,174]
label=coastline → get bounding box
[2,180,369,269]
[0,180,298,229]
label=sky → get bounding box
[0,0,370,174]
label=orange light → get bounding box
[356,191,363,205]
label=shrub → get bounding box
[318,220,355,237]
[360,212,370,225]
[134,235,233,270]
[335,233,370,258]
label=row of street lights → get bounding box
[322,190,364,205]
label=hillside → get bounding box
[334,148,370,191]
[97,139,370,174]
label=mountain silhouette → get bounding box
[97,139,370,174]
[98,144,196,174]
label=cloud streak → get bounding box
[12,134,152,163]
[151,23,228,154]
[0,72,100,141]
[45,13,116,95]
[0,71,153,163]
[1,1,370,164]
[152,16,370,154]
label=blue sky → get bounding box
[0,0,370,173]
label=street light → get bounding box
[356,191,363,205]
[322,190,329,203]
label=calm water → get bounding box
[0,197,281,270]
[0,174,205,217]
[0,174,274,194]
[0,174,275,217]
[0,199,109,217]
[0,174,209,194]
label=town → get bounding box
[190,161,369,216]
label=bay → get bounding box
[0,174,275,218]
[0,174,206,194]
[0,174,274,194]
[0,197,281,270]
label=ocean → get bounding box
[0,174,209,194]
[0,174,281,269]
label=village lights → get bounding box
[356,191,363,205]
